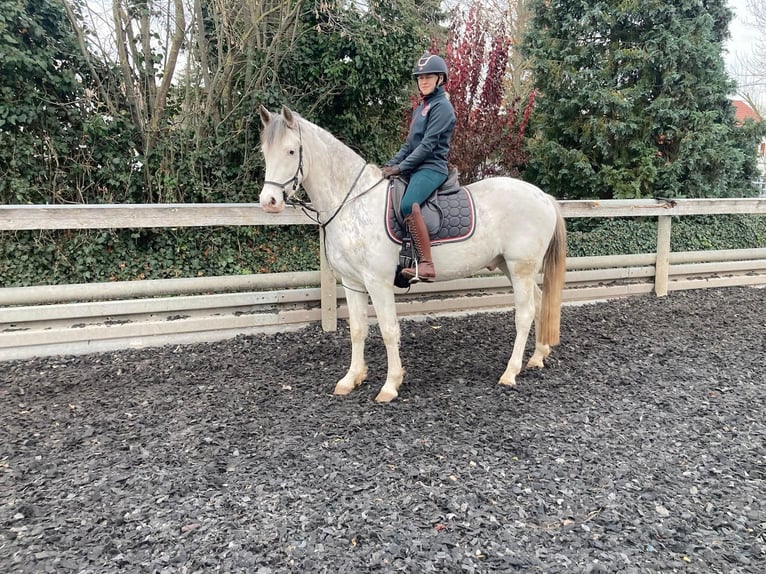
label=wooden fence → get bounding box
[1,198,764,360]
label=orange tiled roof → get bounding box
[732,99,761,125]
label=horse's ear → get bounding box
[259,105,271,127]
[259,105,272,127]
[282,105,297,129]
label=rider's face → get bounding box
[417,74,440,95]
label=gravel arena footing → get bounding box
[1,286,765,574]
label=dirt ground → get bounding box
[1,286,764,573]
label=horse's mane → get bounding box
[261,112,301,148]
[261,110,361,164]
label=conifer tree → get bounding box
[522,0,761,199]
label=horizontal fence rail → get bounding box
[1,199,764,361]
[3,198,765,231]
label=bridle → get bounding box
[262,123,305,197]
[261,119,383,232]
[260,115,387,296]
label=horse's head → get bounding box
[258,105,304,213]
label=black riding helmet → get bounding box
[412,54,448,84]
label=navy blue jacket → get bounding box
[387,86,456,175]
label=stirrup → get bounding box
[407,260,422,285]
[403,260,435,284]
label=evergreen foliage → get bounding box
[278,0,442,165]
[522,0,763,199]
[0,0,141,204]
[0,227,320,287]
[2,0,87,202]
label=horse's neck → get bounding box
[302,123,372,214]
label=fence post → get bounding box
[319,229,338,331]
[655,215,672,296]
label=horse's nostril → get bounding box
[269,197,276,205]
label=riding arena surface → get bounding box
[1,286,764,574]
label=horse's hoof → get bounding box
[526,358,545,369]
[375,388,398,403]
[333,384,354,396]
[333,369,367,396]
[498,376,517,387]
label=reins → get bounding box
[271,119,383,231]
[291,165,384,232]
[288,164,384,297]
[264,117,385,295]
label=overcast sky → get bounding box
[726,0,759,67]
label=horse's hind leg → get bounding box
[499,261,537,386]
[334,288,369,395]
[526,283,551,369]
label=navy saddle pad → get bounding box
[385,172,476,245]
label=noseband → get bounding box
[262,123,304,201]
[261,118,383,229]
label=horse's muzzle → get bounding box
[259,191,285,213]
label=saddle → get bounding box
[385,170,476,244]
[385,169,476,288]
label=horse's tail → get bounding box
[539,199,567,346]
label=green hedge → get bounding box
[566,215,766,257]
[1,215,764,288]
[0,227,320,288]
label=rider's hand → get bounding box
[381,165,401,178]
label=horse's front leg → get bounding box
[366,282,403,403]
[334,287,369,395]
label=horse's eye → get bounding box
[288,149,296,156]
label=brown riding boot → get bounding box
[402,203,436,283]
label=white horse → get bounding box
[258,105,567,403]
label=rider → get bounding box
[381,53,456,283]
